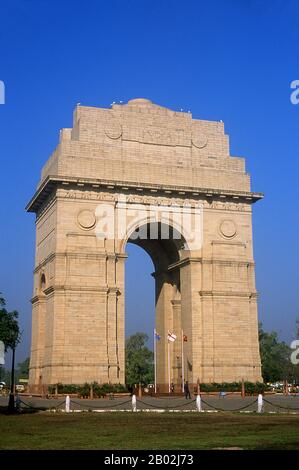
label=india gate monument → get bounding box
[26,98,263,392]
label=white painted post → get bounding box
[196,394,202,412]
[65,395,70,413]
[132,394,137,412]
[257,394,263,413]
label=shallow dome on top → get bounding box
[127,98,153,105]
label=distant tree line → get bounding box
[259,322,299,383]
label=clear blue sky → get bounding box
[0,0,298,365]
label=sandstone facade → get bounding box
[27,98,263,391]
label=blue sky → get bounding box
[0,0,298,364]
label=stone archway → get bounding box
[27,98,263,392]
[124,221,188,390]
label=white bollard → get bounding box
[65,395,70,413]
[132,394,137,412]
[196,394,202,412]
[257,394,263,413]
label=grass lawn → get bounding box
[0,412,299,450]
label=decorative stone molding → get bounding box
[26,175,263,214]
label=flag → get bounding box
[167,332,177,342]
[155,331,161,341]
[183,334,188,342]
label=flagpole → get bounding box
[168,338,171,394]
[181,329,185,393]
[154,328,157,394]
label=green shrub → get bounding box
[244,381,268,395]
[48,382,129,397]
[199,381,270,394]
[48,385,55,394]
[78,383,90,398]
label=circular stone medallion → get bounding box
[104,121,122,139]
[219,219,237,238]
[77,210,96,230]
[192,133,208,149]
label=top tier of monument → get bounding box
[39,98,251,193]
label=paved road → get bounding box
[1,394,299,412]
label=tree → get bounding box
[0,294,20,351]
[0,293,21,411]
[17,357,30,378]
[0,300,20,351]
[0,309,20,351]
[259,323,294,382]
[125,332,154,386]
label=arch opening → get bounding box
[125,243,155,346]
[124,221,187,391]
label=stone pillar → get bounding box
[155,272,174,391]
[180,258,203,389]
[106,289,120,382]
[29,295,46,392]
[115,254,126,384]
[171,299,182,386]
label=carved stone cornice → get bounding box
[26,175,263,213]
[33,251,129,274]
[202,259,255,267]
[201,362,261,368]
[107,287,121,296]
[167,257,255,271]
[167,256,202,271]
[33,362,110,368]
[31,294,46,304]
[41,285,110,294]
[199,290,258,298]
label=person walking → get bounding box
[184,380,191,399]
